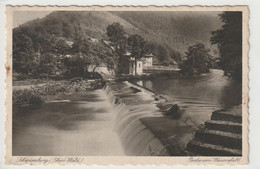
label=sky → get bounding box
[12,10,221,28]
[13,11,52,28]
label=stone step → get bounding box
[195,129,242,149]
[211,109,242,123]
[186,140,242,156]
[205,120,242,134]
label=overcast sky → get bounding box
[13,11,52,28]
[12,10,221,29]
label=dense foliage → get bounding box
[13,14,118,78]
[106,22,126,53]
[211,12,242,81]
[127,34,150,58]
[13,11,221,72]
[13,11,224,78]
[179,43,213,74]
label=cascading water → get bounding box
[103,82,170,156]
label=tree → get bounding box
[169,50,182,65]
[106,22,126,52]
[33,36,71,76]
[157,45,171,66]
[13,26,36,74]
[64,25,92,77]
[127,34,150,75]
[107,22,127,74]
[211,12,242,81]
[179,43,211,74]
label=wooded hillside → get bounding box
[13,11,222,75]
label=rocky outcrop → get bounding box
[185,105,242,156]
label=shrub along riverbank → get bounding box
[13,78,105,106]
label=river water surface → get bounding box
[13,90,125,156]
[137,69,242,125]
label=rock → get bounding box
[130,86,142,93]
[154,94,167,102]
[158,103,173,111]
[154,96,159,101]
[165,104,182,119]
[154,95,163,101]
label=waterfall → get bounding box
[103,82,170,156]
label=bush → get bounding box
[13,79,104,106]
[40,82,67,95]
[13,89,43,106]
[28,94,44,105]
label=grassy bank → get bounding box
[13,78,104,106]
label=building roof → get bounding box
[144,53,153,57]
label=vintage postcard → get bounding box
[5,6,249,165]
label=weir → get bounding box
[103,80,242,156]
[103,81,179,156]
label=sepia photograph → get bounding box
[4,6,249,165]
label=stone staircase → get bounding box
[185,105,242,156]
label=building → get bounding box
[141,53,153,68]
[120,51,144,76]
[88,63,114,75]
[102,39,153,76]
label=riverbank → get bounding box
[13,78,104,106]
[12,70,180,106]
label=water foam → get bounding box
[103,82,170,156]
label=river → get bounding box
[136,69,242,125]
[12,69,241,156]
[13,90,125,156]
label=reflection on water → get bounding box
[13,90,125,156]
[137,69,242,124]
